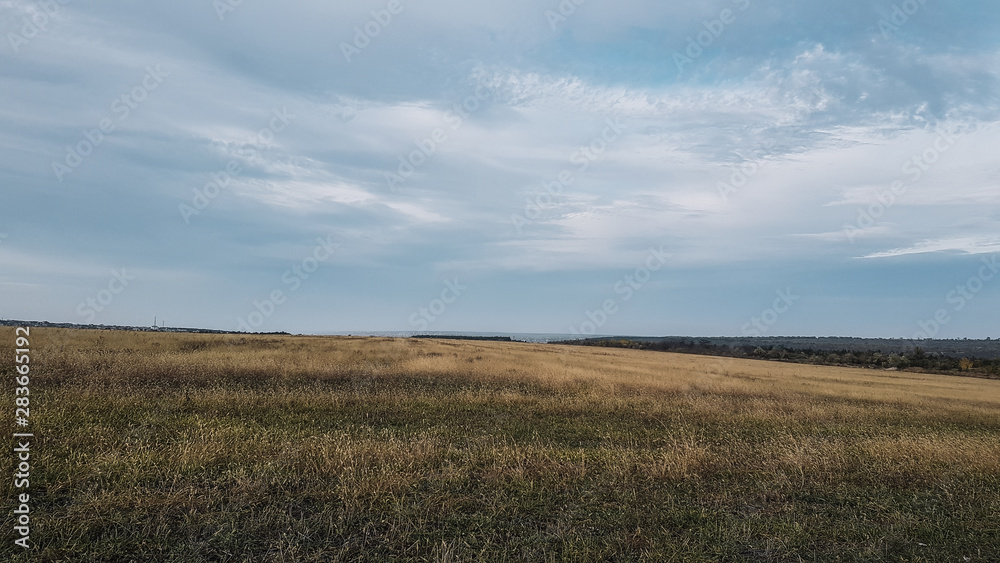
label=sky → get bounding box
[1,0,998,339]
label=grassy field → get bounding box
[2,328,999,561]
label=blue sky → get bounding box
[1,0,999,338]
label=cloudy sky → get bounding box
[2,0,998,338]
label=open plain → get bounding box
[3,328,999,561]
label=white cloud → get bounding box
[863,237,1000,259]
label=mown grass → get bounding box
[2,328,999,561]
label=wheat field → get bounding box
[2,328,999,561]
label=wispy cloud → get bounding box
[863,237,1000,259]
[2,0,999,336]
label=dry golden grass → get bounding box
[2,328,999,561]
